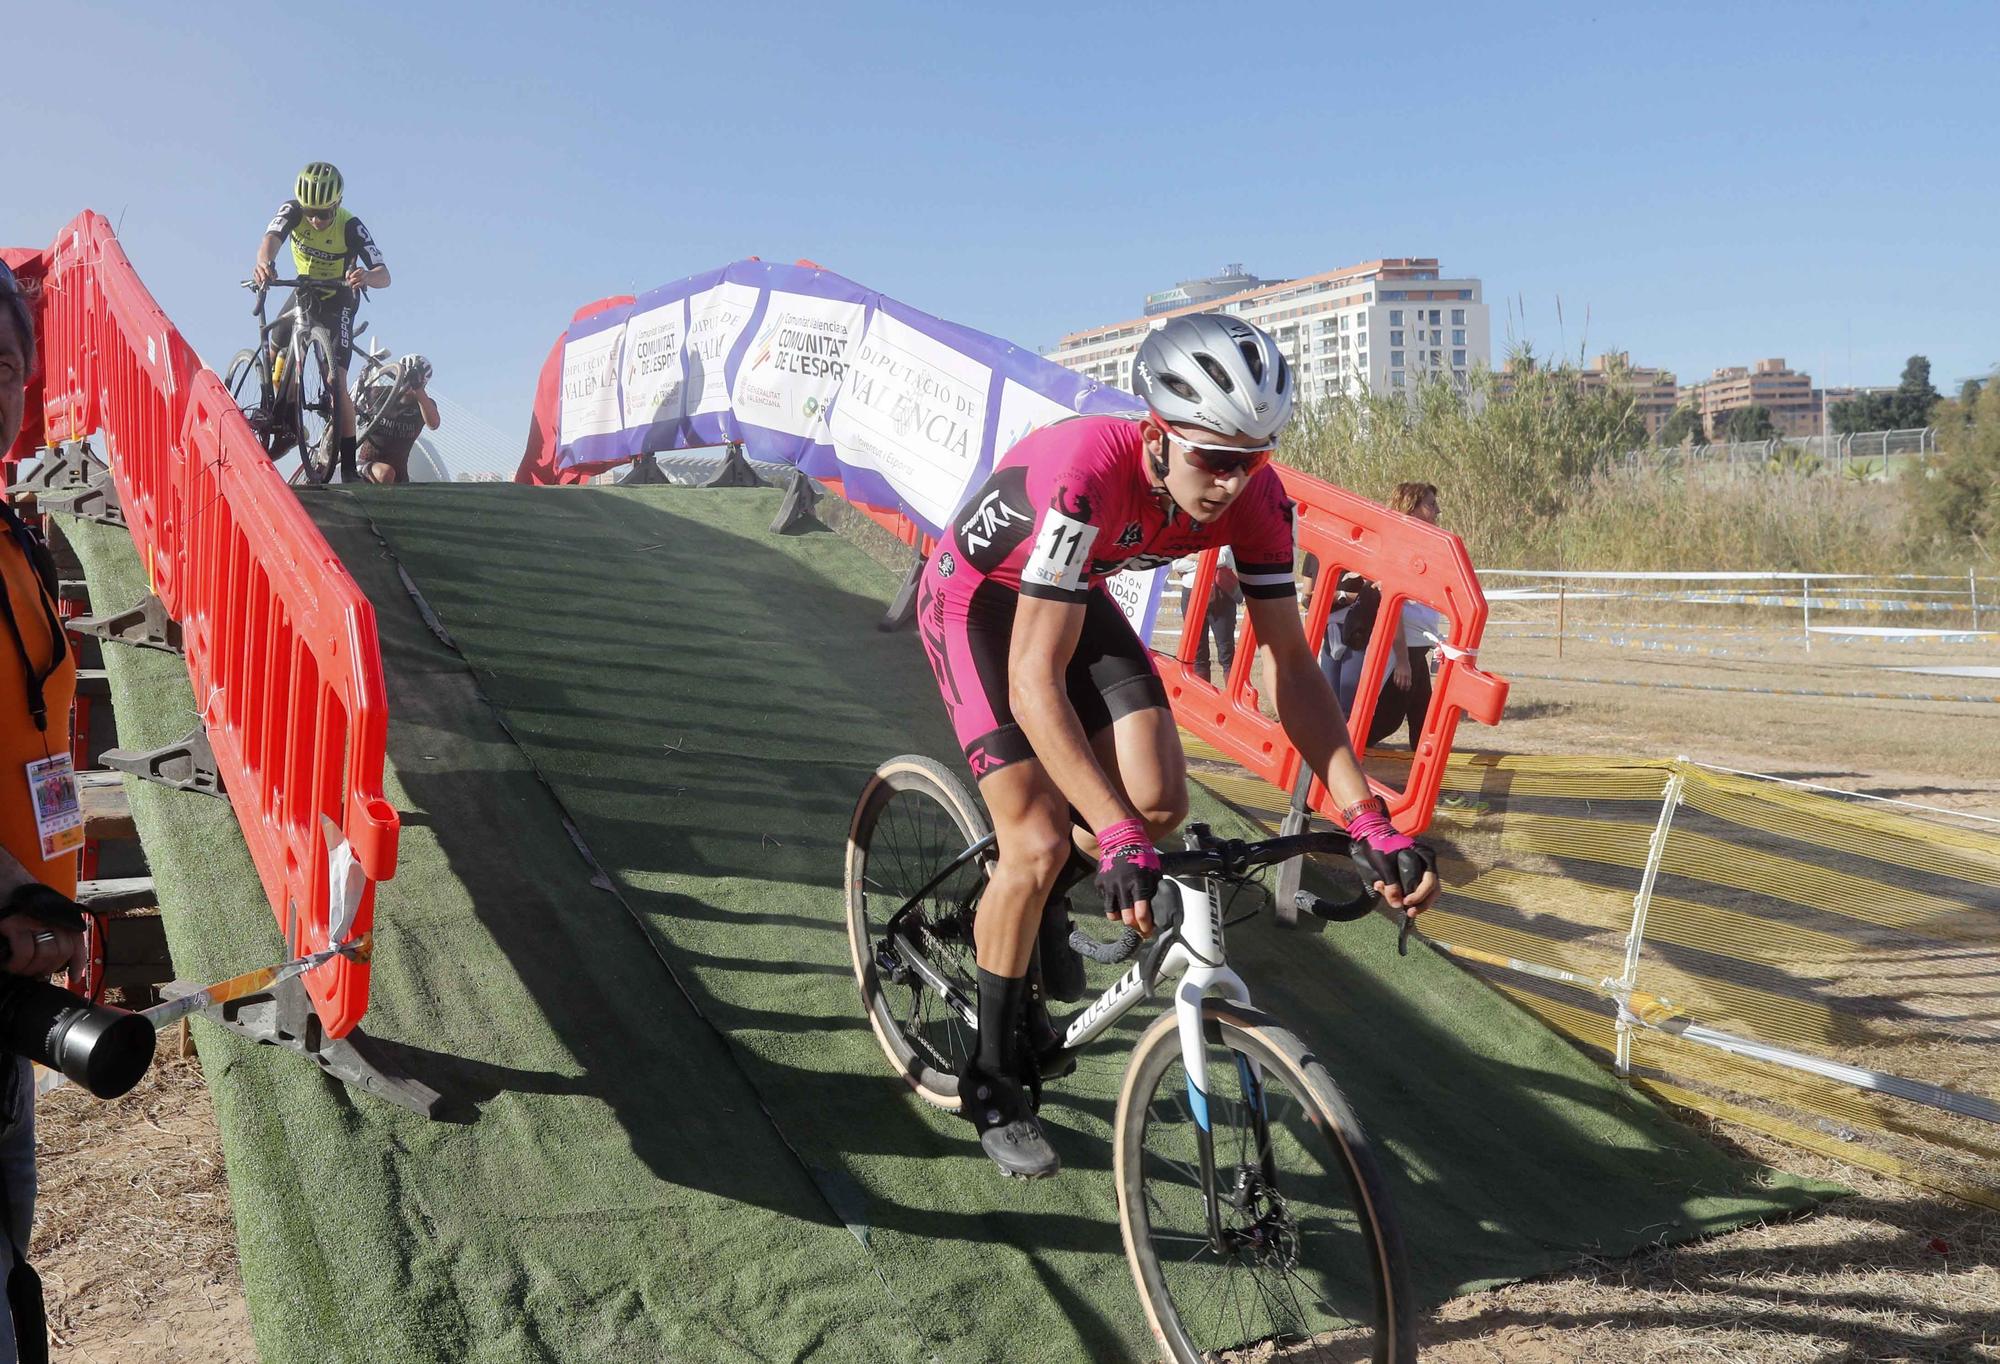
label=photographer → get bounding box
[2,259,86,1364]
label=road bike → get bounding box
[845,754,1417,1364]
[221,278,360,485]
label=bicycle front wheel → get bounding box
[844,754,990,1109]
[222,348,286,457]
[291,328,341,485]
[1115,1000,1416,1364]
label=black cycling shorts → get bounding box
[272,288,355,373]
[918,572,1170,779]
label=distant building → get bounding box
[1048,258,1490,405]
[1144,264,1277,316]
[1689,358,1827,438]
[1496,352,1681,440]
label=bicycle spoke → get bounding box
[1130,1017,1397,1362]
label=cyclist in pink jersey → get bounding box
[916,313,1439,1179]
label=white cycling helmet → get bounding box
[1133,313,1294,444]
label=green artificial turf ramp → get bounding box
[320,483,1835,1353]
[53,480,1837,1364]
[55,511,930,1364]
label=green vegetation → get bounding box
[1905,367,2000,555]
[1830,354,1942,433]
[1657,402,1706,447]
[1277,352,1967,573]
[1721,403,1777,441]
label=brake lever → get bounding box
[1398,913,1414,956]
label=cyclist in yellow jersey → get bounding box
[252,162,390,480]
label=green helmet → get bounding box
[295,162,344,211]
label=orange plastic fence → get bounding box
[16,211,396,1036]
[1164,470,1509,834]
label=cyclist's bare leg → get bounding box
[963,757,1075,1175]
[1077,706,1190,860]
[971,759,1073,977]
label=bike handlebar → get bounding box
[1068,827,1379,965]
[240,277,361,309]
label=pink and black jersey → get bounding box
[936,415,1297,604]
[917,415,1296,775]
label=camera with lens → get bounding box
[0,885,156,1099]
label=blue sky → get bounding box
[9,0,1997,449]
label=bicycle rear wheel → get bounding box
[353,367,401,450]
[291,328,341,485]
[1115,999,1415,1364]
[844,754,991,1109]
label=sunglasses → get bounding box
[304,207,338,222]
[1163,428,1275,478]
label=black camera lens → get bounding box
[0,978,157,1099]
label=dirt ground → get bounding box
[30,608,2000,1363]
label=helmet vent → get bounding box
[1161,374,1201,402]
[1237,342,1266,384]
[1194,353,1235,393]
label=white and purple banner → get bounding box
[554,258,1167,637]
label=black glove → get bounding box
[1343,798,1438,901]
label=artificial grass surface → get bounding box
[57,510,929,1364]
[56,482,1838,1364]
[328,485,1838,1344]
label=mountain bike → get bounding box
[221,279,359,485]
[845,754,1417,1364]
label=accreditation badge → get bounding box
[26,754,84,861]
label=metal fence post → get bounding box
[1802,575,1813,651]
[1616,761,1688,1077]
[1973,569,1982,633]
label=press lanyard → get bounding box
[0,505,67,734]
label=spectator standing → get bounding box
[1173,549,1241,682]
[0,260,89,1364]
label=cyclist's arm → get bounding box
[416,389,440,428]
[1248,595,1373,812]
[1008,595,1133,834]
[1251,595,1436,909]
[253,230,284,285]
[345,219,389,290]
[255,202,297,285]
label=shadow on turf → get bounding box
[350,486,1843,1345]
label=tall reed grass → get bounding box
[1277,357,1930,573]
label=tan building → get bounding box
[1496,352,1681,439]
[1689,358,1825,438]
[1047,258,1490,404]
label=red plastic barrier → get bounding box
[176,375,396,1028]
[1162,470,1508,835]
[13,212,399,1036]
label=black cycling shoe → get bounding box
[1039,903,1088,1004]
[959,1063,1061,1180]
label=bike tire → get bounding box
[222,347,287,458]
[844,754,991,1110]
[291,327,341,485]
[1114,999,1416,1364]
[353,367,404,451]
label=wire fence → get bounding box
[1622,427,1938,479]
[1482,568,1995,648]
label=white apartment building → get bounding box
[1047,259,1490,404]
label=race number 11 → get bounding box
[1022,511,1099,592]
